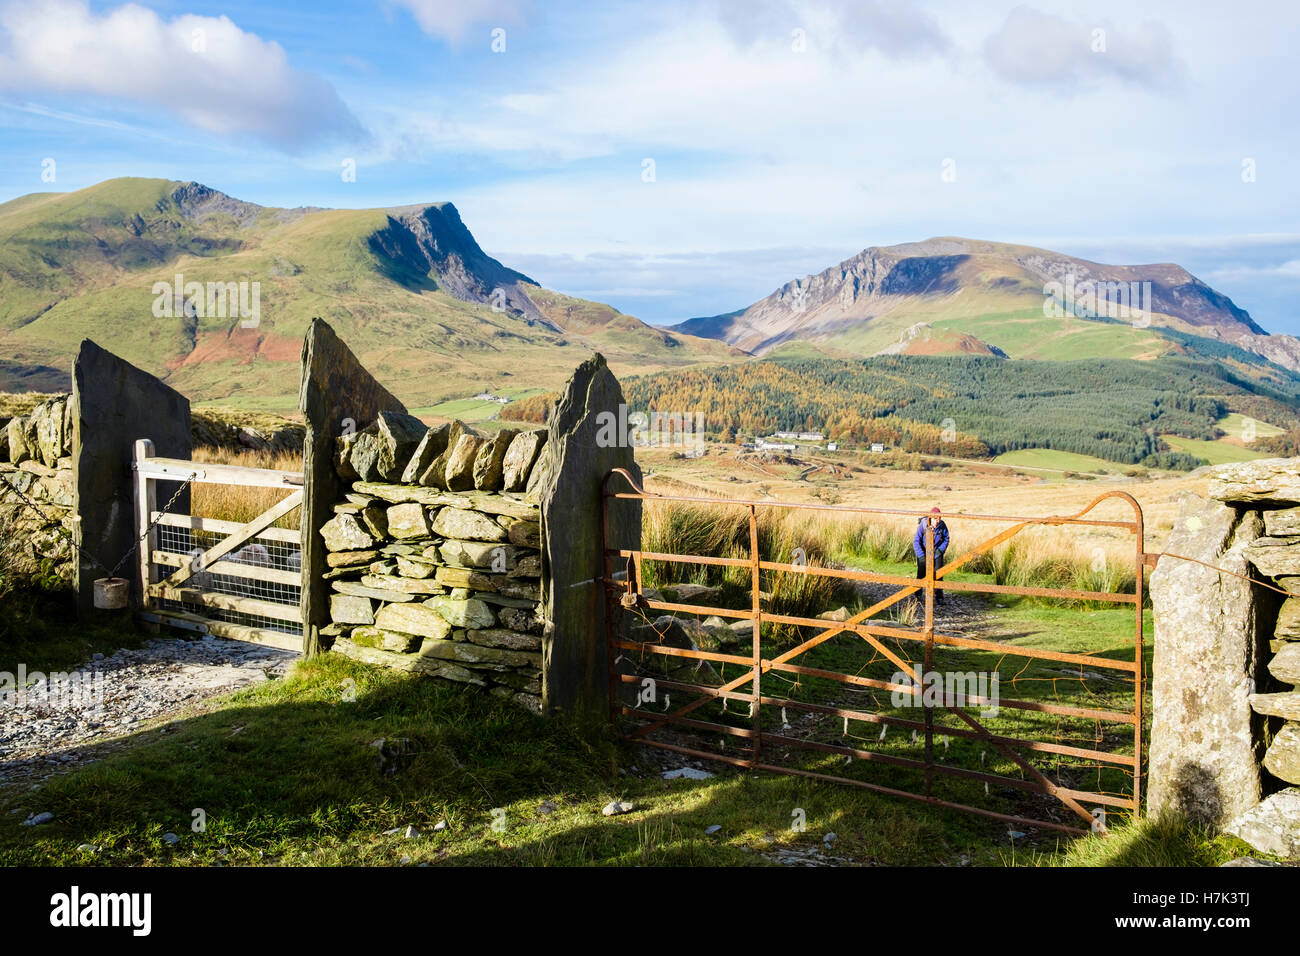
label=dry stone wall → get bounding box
[0,396,74,584]
[1150,457,1300,858]
[320,411,548,712]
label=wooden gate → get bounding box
[133,439,304,652]
[602,468,1148,836]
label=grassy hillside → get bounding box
[0,179,741,412]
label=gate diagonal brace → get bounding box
[150,489,303,595]
[603,468,1142,832]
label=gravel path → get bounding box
[1,636,297,785]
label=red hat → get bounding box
[930,507,941,514]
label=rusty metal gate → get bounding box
[601,468,1147,836]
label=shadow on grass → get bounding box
[0,651,1068,867]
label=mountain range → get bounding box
[1,178,1297,416]
[0,178,738,411]
[674,237,1300,373]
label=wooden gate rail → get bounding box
[601,467,1146,836]
[133,438,305,651]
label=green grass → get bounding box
[410,387,547,423]
[1161,434,1265,465]
[993,448,1117,474]
[0,654,1002,866]
[931,311,1172,362]
[1018,812,1252,867]
[1,649,1252,867]
[1216,411,1284,440]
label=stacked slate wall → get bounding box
[320,413,548,712]
[0,396,75,585]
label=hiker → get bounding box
[913,506,949,604]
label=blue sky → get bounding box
[2,0,1298,332]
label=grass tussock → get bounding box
[189,447,303,529]
[1014,812,1248,867]
[640,500,1137,617]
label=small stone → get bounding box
[20,811,53,826]
[1224,787,1300,858]
[162,832,181,845]
[443,433,484,492]
[326,549,379,568]
[705,824,722,835]
[435,539,521,569]
[431,508,509,543]
[662,767,713,780]
[502,430,546,492]
[320,513,377,552]
[331,581,417,603]
[395,556,437,579]
[602,800,634,817]
[473,429,517,491]
[386,502,431,539]
[1263,722,1300,785]
[433,820,448,832]
[401,423,451,484]
[404,825,421,839]
[375,603,453,640]
[1270,643,1300,684]
[330,593,375,625]
[1250,691,1300,721]
[426,596,496,629]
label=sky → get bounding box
[1,0,1298,332]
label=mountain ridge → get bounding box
[674,236,1297,369]
[0,178,742,411]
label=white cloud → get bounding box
[713,0,950,58]
[390,0,528,44]
[982,5,1183,92]
[0,0,363,151]
[1208,260,1300,281]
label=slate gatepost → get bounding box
[298,319,406,655]
[71,340,191,616]
[535,354,642,716]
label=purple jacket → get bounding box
[913,518,949,560]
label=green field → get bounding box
[1215,412,1284,440]
[1161,434,1265,465]
[991,449,1121,474]
[410,387,547,423]
[932,311,1173,362]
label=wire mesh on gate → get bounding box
[602,467,1146,836]
[154,523,302,636]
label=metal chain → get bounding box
[107,472,197,578]
[1,470,195,580]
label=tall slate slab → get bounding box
[71,340,191,615]
[536,353,642,715]
[1148,493,1264,826]
[299,319,406,654]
